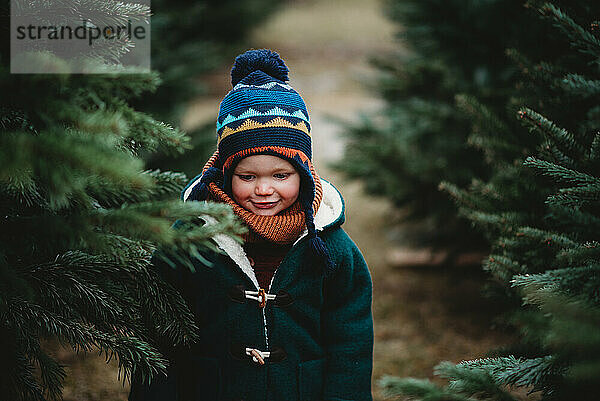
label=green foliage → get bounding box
[0,2,248,400]
[380,375,473,401]
[334,0,562,248]
[383,2,600,400]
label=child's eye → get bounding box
[237,174,254,181]
[274,173,290,179]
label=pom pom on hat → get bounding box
[309,235,335,277]
[230,49,290,86]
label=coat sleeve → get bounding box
[321,229,374,401]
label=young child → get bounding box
[130,49,374,401]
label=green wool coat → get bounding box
[129,180,374,401]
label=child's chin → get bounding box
[252,208,280,216]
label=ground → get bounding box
[56,0,514,400]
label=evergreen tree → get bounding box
[381,2,600,399]
[0,2,244,400]
[334,0,555,249]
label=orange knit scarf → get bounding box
[200,150,323,244]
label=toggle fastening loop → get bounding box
[245,288,276,308]
[246,348,270,365]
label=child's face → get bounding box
[232,154,301,216]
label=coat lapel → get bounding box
[198,214,260,290]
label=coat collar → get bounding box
[197,179,345,289]
[293,178,345,245]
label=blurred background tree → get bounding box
[334,0,559,253]
[380,1,600,399]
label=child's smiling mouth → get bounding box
[251,200,279,209]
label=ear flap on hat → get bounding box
[187,167,223,202]
[297,166,335,276]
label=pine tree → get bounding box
[334,0,556,249]
[0,2,244,400]
[381,2,600,399]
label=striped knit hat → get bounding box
[184,48,333,275]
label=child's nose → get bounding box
[255,179,274,195]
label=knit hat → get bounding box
[183,48,333,275]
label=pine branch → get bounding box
[88,200,242,246]
[546,142,577,169]
[159,202,247,271]
[0,174,46,211]
[546,203,600,240]
[146,170,189,198]
[514,226,577,248]
[468,179,504,202]
[0,108,35,133]
[518,108,585,161]
[513,264,600,304]
[505,48,562,88]
[117,103,191,155]
[70,0,151,26]
[141,276,200,348]
[86,169,188,208]
[456,94,510,136]
[28,0,151,27]
[46,251,198,348]
[460,210,528,236]
[561,74,600,97]
[0,128,150,210]
[538,3,600,63]
[4,297,168,383]
[547,184,600,207]
[436,360,518,401]
[36,348,66,401]
[84,37,136,64]
[455,356,559,391]
[523,156,596,186]
[70,72,162,102]
[1,350,46,401]
[26,258,126,325]
[439,180,496,212]
[378,375,471,401]
[456,94,523,164]
[589,131,600,163]
[484,254,528,281]
[44,100,128,135]
[519,291,600,388]
[555,242,600,268]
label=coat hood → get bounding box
[296,178,345,241]
[198,179,345,290]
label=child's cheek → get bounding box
[231,179,250,203]
[281,178,301,202]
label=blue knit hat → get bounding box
[184,49,333,275]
